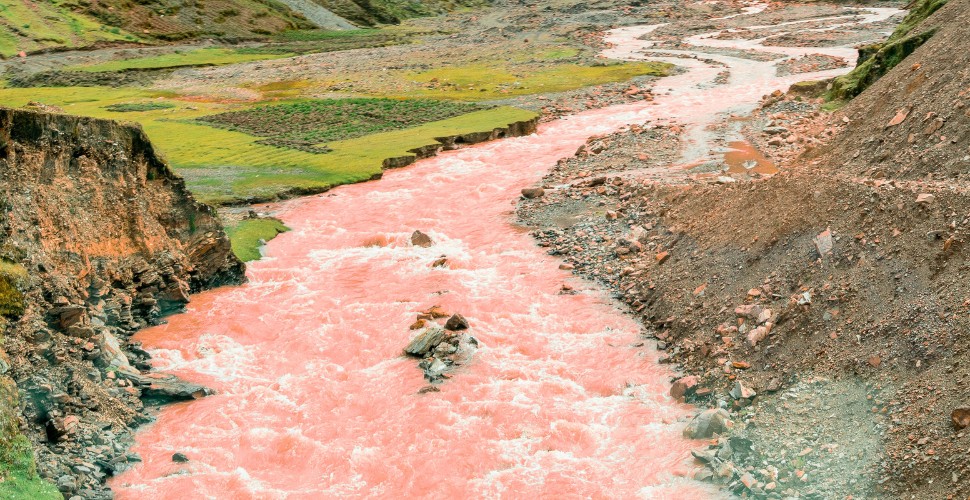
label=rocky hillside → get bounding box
[0,0,315,57]
[825,0,966,180]
[518,0,970,497]
[828,0,949,99]
[311,0,490,26]
[0,106,244,498]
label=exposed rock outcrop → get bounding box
[0,107,244,497]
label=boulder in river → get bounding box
[445,313,469,331]
[404,325,447,356]
[411,230,434,247]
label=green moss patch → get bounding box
[198,98,484,151]
[227,218,289,262]
[0,262,26,318]
[0,379,58,500]
[828,0,948,100]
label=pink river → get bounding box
[111,5,901,498]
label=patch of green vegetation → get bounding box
[0,261,26,318]
[64,48,294,73]
[828,0,948,100]
[0,377,58,500]
[0,87,537,205]
[199,98,483,151]
[397,61,672,101]
[104,102,177,113]
[272,28,381,42]
[820,99,847,112]
[227,218,289,261]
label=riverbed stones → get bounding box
[521,188,545,199]
[411,230,434,247]
[404,325,447,356]
[670,375,699,401]
[684,408,731,439]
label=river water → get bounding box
[111,5,901,498]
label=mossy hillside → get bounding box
[0,0,136,57]
[227,218,289,261]
[0,371,58,499]
[828,0,948,100]
[0,87,536,205]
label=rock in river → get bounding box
[411,230,434,247]
[404,326,447,356]
[445,313,469,331]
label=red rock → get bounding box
[886,107,910,127]
[670,376,699,401]
[655,251,670,264]
[952,408,970,430]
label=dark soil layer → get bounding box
[199,98,483,151]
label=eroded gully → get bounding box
[111,5,901,498]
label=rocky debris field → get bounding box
[518,1,970,497]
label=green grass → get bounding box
[0,378,58,500]
[272,28,382,42]
[227,218,289,261]
[396,61,672,101]
[64,48,294,73]
[199,98,484,149]
[0,87,536,205]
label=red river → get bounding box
[111,5,901,498]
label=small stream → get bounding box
[111,5,901,498]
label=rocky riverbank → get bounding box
[0,107,244,498]
[519,0,970,498]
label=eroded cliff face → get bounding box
[0,107,244,498]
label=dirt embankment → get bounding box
[0,106,244,498]
[519,0,970,498]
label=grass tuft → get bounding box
[227,218,289,261]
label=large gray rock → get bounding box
[404,326,446,356]
[683,408,732,439]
